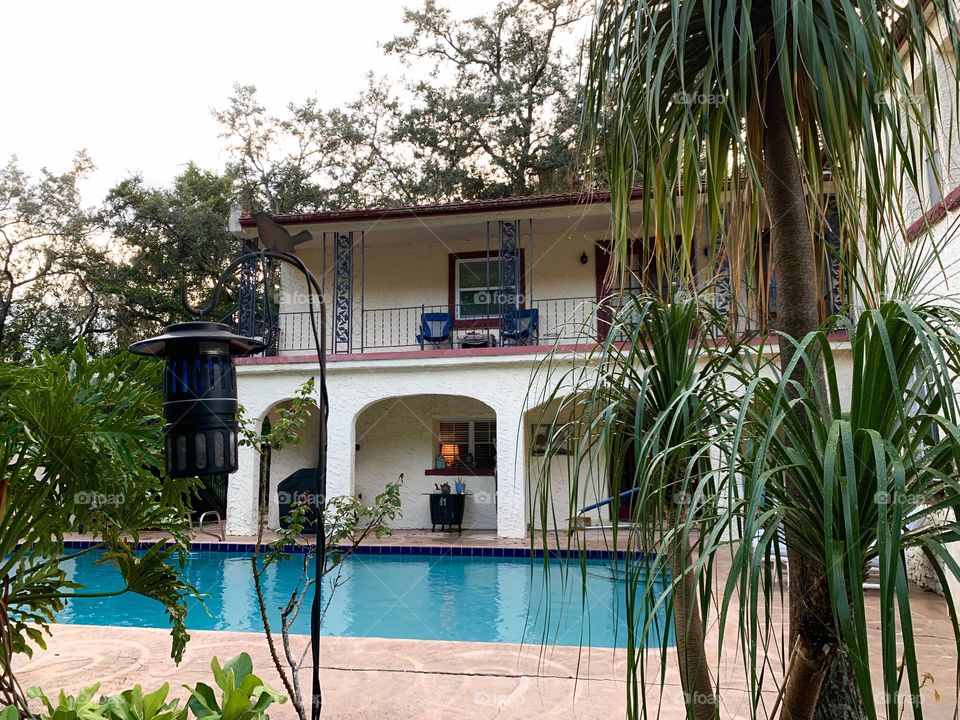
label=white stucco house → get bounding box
[894,16,960,594]
[218,189,849,539]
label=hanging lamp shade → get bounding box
[129,322,265,478]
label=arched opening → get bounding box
[525,393,608,532]
[261,398,321,529]
[354,394,498,532]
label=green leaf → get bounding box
[185,683,219,719]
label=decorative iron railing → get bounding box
[271,296,599,354]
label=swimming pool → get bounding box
[55,549,670,648]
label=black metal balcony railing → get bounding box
[271,297,599,355]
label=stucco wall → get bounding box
[355,395,498,530]
[899,34,960,228]
[903,30,960,594]
[229,351,581,537]
[226,344,857,539]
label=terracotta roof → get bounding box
[238,188,645,228]
[239,171,836,228]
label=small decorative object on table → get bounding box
[440,482,451,495]
[455,479,465,494]
[435,453,446,469]
[461,331,494,349]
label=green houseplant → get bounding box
[0,343,198,714]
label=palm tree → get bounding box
[728,299,960,718]
[583,0,960,714]
[535,290,960,719]
[532,292,738,720]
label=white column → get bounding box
[495,400,527,538]
[230,371,294,536]
[325,404,356,501]
[226,441,260,536]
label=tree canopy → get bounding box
[0,0,590,354]
[215,0,589,213]
[0,153,102,358]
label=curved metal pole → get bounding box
[183,249,327,720]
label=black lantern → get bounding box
[130,321,265,478]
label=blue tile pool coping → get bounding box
[59,539,645,561]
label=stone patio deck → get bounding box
[16,532,960,718]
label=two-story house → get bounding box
[224,189,844,538]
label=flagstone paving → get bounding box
[17,533,959,718]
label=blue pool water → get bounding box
[55,551,670,648]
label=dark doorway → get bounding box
[611,435,638,521]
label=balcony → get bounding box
[270,296,598,356]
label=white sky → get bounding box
[0,0,500,205]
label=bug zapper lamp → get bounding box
[129,321,265,477]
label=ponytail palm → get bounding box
[583,0,960,714]
[532,292,737,720]
[535,294,960,718]
[585,0,960,302]
[726,300,960,718]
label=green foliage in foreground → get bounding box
[534,292,960,719]
[1,654,283,720]
[0,343,199,713]
[185,654,284,720]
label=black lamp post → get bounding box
[129,226,328,720]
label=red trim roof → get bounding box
[906,182,960,242]
[238,188,644,228]
[239,171,836,229]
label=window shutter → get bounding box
[439,421,470,445]
[437,420,497,469]
[473,420,496,468]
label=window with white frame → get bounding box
[437,420,496,469]
[455,256,501,319]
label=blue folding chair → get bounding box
[501,308,539,346]
[417,311,454,349]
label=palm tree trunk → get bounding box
[763,68,864,720]
[780,634,833,719]
[667,527,717,720]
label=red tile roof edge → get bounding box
[239,171,836,229]
[238,189,643,228]
[906,183,960,242]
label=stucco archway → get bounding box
[353,394,498,531]
[259,397,321,529]
[524,392,607,532]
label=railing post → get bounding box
[419,304,425,350]
[332,231,354,354]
